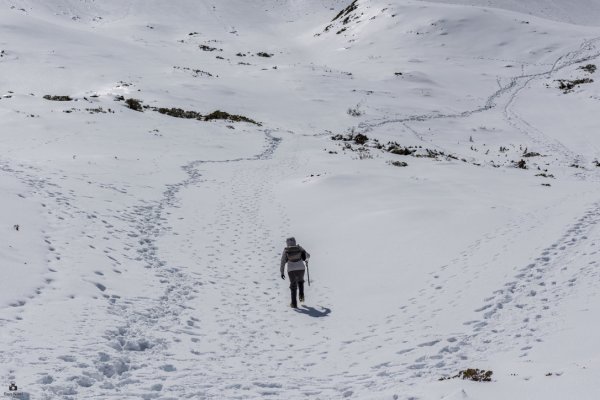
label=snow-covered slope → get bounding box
[418,0,600,26]
[1,0,600,399]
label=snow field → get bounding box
[1,0,600,399]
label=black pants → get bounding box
[288,270,305,305]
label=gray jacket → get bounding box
[280,238,310,275]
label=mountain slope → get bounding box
[0,0,600,399]
[418,0,600,26]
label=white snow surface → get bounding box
[1,0,600,399]
[417,0,600,26]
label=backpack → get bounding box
[286,245,306,262]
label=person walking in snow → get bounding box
[280,237,310,308]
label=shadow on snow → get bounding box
[295,305,331,318]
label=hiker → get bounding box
[280,237,310,308]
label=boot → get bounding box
[290,289,298,308]
[298,282,305,303]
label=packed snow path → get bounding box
[1,130,340,399]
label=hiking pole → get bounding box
[306,260,311,286]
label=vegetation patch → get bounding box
[331,133,368,145]
[347,105,362,117]
[332,134,465,161]
[199,44,222,52]
[557,78,593,93]
[204,110,260,125]
[579,64,597,74]
[150,107,260,125]
[86,107,114,114]
[331,133,348,141]
[256,52,273,58]
[536,172,555,178]
[356,147,372,159]
[157,107,203,120]
[353,133,369,145]
[43,95,72,101]
[120,97,261,125]
[515,159,527,169]
[388,144,415,156]
[458,369,493,382]
[390,161,408,167]
[440,368,493,382]
[125,98,143,112]
[173,66,214,77]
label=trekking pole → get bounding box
[306,261,311,286]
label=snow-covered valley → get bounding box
[1,0,600,399]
